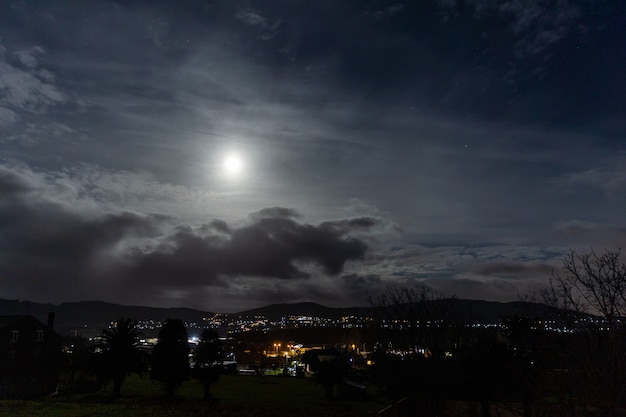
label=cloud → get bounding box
[39,163,221,218]
[15,47,44,69]
[557,156,626,198]
[470,261,554,279]
[125,213,376,285]
[0,44,67,112]
[373,4,405,19]
[250,207,300,220]
[234,7,281,40]
[0,163,381,305]
[341,273,382,290]
[0,164,35,194]
[235,9,268,27]
[438,0,581,42]
[0,40,85,147]
[340,242,568,303]
[503,0,581,57]
[422,277,524,301]
[0,1,621,311]
[0,166,167,302]
[552,220,626,249]
[437,0,582,82]
[0,106,17,126]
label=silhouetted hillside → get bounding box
[0,299,214,335]
[236,299,565,323]
[0,298,585,337]
[429,299,555,323]
[235,302,371,321]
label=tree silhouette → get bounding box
[369,286,460,415]
[302,348,349,399]
[501,315,539,417]
[468,333,515,417]
[100,318,147,398]
[543,249,626,416]
[192,329,222,399]
[150,319,190,398]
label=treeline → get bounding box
[55,248,626,416]
[60,318,222,400]
[367,249,626,417]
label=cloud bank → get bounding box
[0,164,385,308]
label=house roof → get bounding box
[0,315,44,330]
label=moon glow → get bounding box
[222,153,244,177]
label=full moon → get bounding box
[222,153,244,177]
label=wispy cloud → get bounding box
[557,155,626,198]
[552,220,626,249]
[0,1,621,310]
[437,0,582,82]
[0,43,67,113]
[234,7,281,40]
[0,40,86,148]
[373,3,405,19]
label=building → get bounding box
[0,313,62,398]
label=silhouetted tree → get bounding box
[369,286,459,359]
[501,315,540,417]
[543,248,626,416]
[151,319,190,398]
[192,329,222,399]
[455,330,516,417]
[302,348,348,399]
[99,318,148,398]
[369,286,460,416]
[58,335,95,394]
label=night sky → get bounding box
[1,1,624,312]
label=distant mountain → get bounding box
[0,299,214,335]
[0,298,578,337]
[437,299,560,323]
[236,302,372,321]
[236,299,562,323]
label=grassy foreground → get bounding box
[1,374,387,417]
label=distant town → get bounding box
[126,312,608,338]
[3,289,626,417]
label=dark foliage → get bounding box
[99,317,148,397]
[543,249,626,416]
[192,329,222,399]
[150,318,190,398]
[58,335,102,394]
[302,348,349,399]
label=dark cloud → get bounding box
[126,213,376,285]
[341,273,382,290]
[0,165,34,194]
[471,261,554,279]
[420,277,522,302]
[250,207,299,220]
[202,219,231,235]
[0,164,379,305]
[0,200,164,302]
[552,221,626,249]
[0,2,623,310]
[320,217,381,231]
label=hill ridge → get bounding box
[0,298,570,335]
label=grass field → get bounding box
[0,374,388,417]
